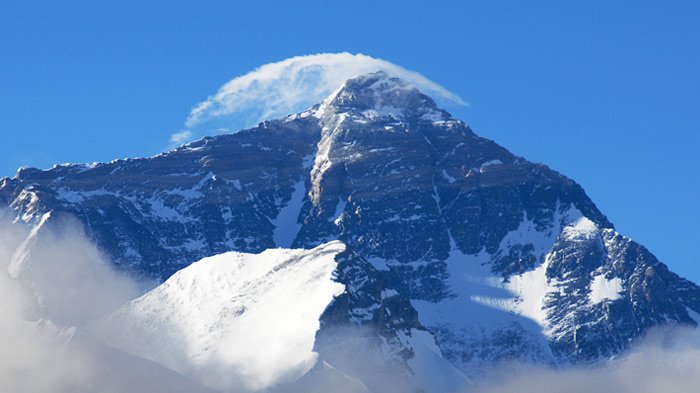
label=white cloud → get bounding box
[0,212,214,393]
[472,327,700,393]
[172,52,465,145]
[169,130,193,146]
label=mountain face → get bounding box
[2,71,700,387]
[90,241,467,393]
[90,242,348,392]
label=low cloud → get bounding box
[7,213,145,326]
[174,52,466,145]
[471,327,700,393]
[169,130,194,146]
[0,211,213,393]
[0,213,98,392]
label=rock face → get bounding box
[2,71,699,378]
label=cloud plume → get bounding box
[177,52,465,144]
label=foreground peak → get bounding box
[319,71,451,121]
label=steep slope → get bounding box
[90,242,346,392]
[91,242,467,393]
[2,71,699,376]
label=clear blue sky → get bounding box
[1,1,698,282]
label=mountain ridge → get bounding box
[1,71,698,391]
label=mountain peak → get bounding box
[312,71,451,122]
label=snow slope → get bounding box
[90,241,346,393]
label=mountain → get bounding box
[90,241,467,393]
[2,71,699,390]
[90,242,347,392]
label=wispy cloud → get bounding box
[169,130,193,146]
[171,52,466,145]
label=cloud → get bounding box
[471,327,700,393]
[0,211,216,393]
[7,213,145,326]
[173,52,466,145]
[170,130,193,146]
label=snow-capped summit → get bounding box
[2,72,700,391]
[311,71,450,122]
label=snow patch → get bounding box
[380,289,399,299]
[562,215,598,241]
[480,159,502,168]
[589,275,623,304]
[686,307,700,325]
[399,329,472,393]
[441,169,457,184]
[505,256,551,327]
[272,179,307,248]
[8,212,51,278]
[229,179,242,190]
[367,257,391,271]
[331,197,347,225]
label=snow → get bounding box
[411,242,552,374]
[412,245,529,334]
[589,275,623,304]
[505,255,552,327]
[361,106,404,120]
[441,169,457,183]
[55,188,104,203]
[502,208,600,327]
[562,215,599,241]
[310,120,343,203]
[90,241,346,393]
[229,179,242,190]
[380,289,399,299]
[686,307,700,325]
[411,206,605,370]
[331,197,347,225]
[272,178,307,248]
[8,212,51,278]
[399,329,472,393]
[194,171,215,190]
[167,187,202,199]
[367,257,390,271]
[420,109,448,122]
[480,159,502,168]
[10,189,42,222]
[147,196,187,221]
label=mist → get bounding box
[469,327,700,393]
[0,211,215,393]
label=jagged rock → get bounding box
[2,71,699,380]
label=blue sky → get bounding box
[1,1,698,282]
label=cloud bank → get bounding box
[0,212,215,393]
[472,327,700,393]
[175,52,465,144]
